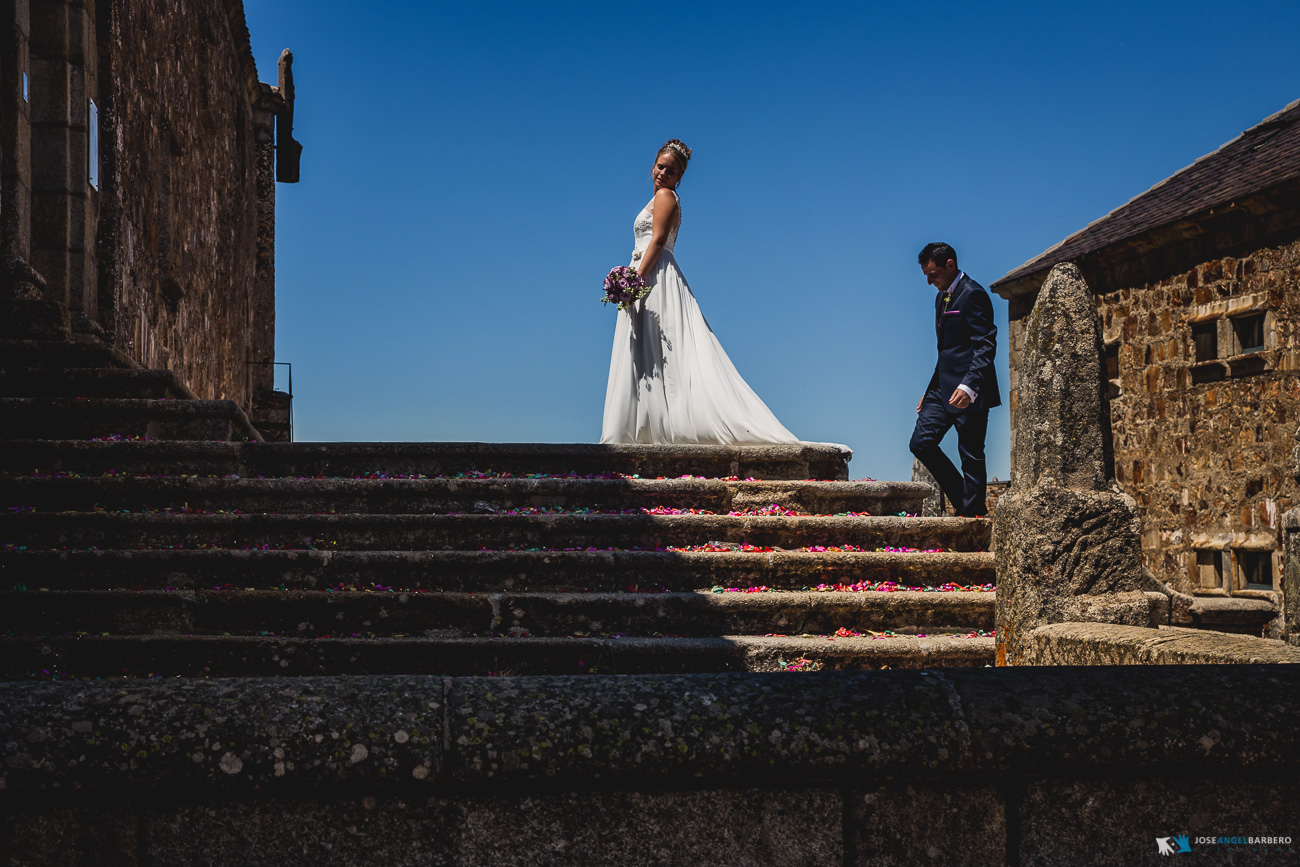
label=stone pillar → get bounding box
[248,49,299,443]
[250,82,280,398]
[26,0,96,330]
[993,263,1149,665]
[0,0,64,337]
[0,0,32,264]
[1282,429,1300,646]
[27,0,71,307]
[65,0,95,328]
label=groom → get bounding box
[909,242,1001,517]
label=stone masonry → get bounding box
[0,0,295,425]
[98,0,281,411]
[994,100,1300,637]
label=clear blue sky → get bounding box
[244,0,1300,481]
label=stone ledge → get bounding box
[1,589,995,636]
[1,512,992,553]
[1188,595,1279,632]
[0,475,932,516]
[1028,622,1300,665]
[0,397,263,442]
[3,666,1297,799]
[0,548,996,592]
[0,634,996,679]
[0,440,852,481]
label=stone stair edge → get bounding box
[2,396,264,443]
[0,633,996,680]
[0,588,996,638]
[0,547,996,592]
[0,367,196,399]
[0,334,142,371]
[0,475,935,517]
[2,511,993,552]
[0,440,856,480]
[1,666,1295,798]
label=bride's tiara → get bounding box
[664,141,691,162]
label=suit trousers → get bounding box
[909,390,989,517]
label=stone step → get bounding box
[0,440,853,481]
[0,336,137,372]
[0,589,994,637]
[2,512,990,553]
[0,397,264,442]
[0,476,928,517]
[0,367,191,400]
[0,548,996,592]
[0,633,994,678]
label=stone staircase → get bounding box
[1,338,997,680]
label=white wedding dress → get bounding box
[600,192,800,444]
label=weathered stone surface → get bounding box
[911,456,944,516]
[444,672,970,784]
[0,440,853,481]
[99,0,270,412]
[142,798,460,867]
[0,396,262,441]
[1017,778,1300,866]
[1010,262,1112,491]
[994,262,1159,664]
[0,633,996,679]
[0,676,445,796]
[952,664,1300,772]
[0,475,929,517]
[1187,594,1281,633]
[852,783,1005,866]
[0,366,187,399]
[4,668,1299,795]
[2,511,989,554]
[0,807,139,867]
[1025,622,1300,665]
[1285,506,1300,645]
[0,548,996,593]
[456,789,841,866]
[1,588,994,638]
[1002,236,1300,598]
[994,485,1147,664]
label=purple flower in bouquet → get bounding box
[601,266,650,312]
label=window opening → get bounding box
[1231,313,1265,354]
[1192,322,1217,362]
[1236,550,1273,591]
[1196,551,1223,590]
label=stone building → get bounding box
[992,98,1300,627]
[0,0,298,431]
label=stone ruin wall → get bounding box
[1006,235,1300,600]
[98,0,261,410]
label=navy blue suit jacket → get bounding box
[928,273,1001,411]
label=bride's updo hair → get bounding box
[657,139,692,176]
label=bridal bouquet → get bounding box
[601,266,650,311]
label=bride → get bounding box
[600,139,800,445]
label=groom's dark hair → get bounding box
[918,242,958,269]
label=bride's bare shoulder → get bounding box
[651,187,679,211]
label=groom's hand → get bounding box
[916,396,923,414]
[948,387,972,409]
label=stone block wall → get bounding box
[1005,235,1300,610]
[96,0,266,410]
[4,669,1297,865]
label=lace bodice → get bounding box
[631,192,680,264]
